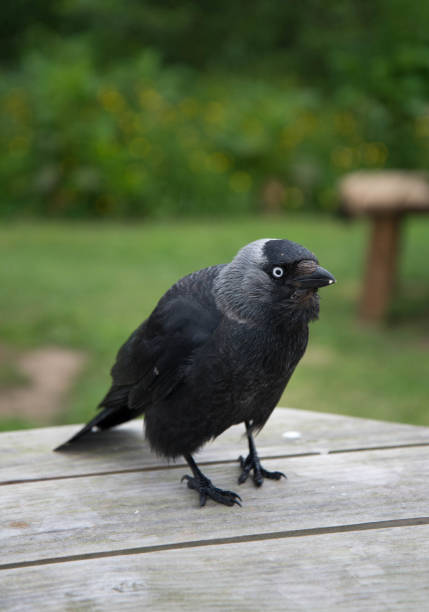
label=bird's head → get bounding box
[214,238,335,326]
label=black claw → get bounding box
[181,473,242,507]
[238,455,252,484]
[238,421,287,490]
[253,473,263,487]
[238,453,287,487]
[261,468,287,481]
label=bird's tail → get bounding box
[54,385,136,451]
[53,407,115,451]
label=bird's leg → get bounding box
[181,454,242,507]
[238,421,286,487]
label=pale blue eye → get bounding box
[272,266,284,279]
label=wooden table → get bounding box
[2,408,429,611]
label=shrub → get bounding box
[2,40,429,218]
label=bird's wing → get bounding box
[53,266,224,448]
[104,266,223,412]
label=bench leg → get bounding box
[359,214,402,322]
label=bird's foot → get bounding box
[238,453,286,487]
[181,474,242,507]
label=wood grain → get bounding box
[2,408,428,484]
[2,525,429,611]
[2,411,429,611]
[2,446,428,566]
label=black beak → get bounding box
[293,265,336,289]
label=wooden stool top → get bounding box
[339,170,429,215]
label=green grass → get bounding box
[1,215,429,430]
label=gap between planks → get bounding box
[2,441,429,487]
[1,516,428,572]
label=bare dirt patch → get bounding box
[0,345,86,424]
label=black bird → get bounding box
[55,238,335,507]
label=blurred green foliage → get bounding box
[1,1,429,217]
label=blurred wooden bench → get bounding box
[339,170,429,322]
[2,407,429,610]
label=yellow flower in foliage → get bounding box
[98,88,125,113]
[242,118,264,140]
[300,111,319,132]
[204,101,225,125]
[118,112,137,135]
[361,142,388,166]
[179,98,199,117]
[229,171,252,193]
[334,112,358,137]
[281,126,304,149]
[331,146,355,169]
[139,88,164,111]
[209,152,231,173]
[163,108,177,124]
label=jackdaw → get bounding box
[55,238,335,507]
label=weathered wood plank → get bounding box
[1,408,428,483]
[2,446,428,566]
[2,525,429,611]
